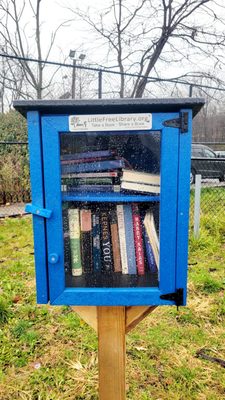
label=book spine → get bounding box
[100,210,113,272]
[110,208,122,273]
[61,150,114,161]
[143,226,158,274]
[62,177,113,186]
[62,184,120,193]
[61,155,113,165]
[132,204,145,275]
[116,205,128,274]
[121,181,160,194]
[61,171,119,179]
[80,209,92,273]
[143,212,159,267]
[123,204,137,274]
[92,213,102,272]
[68,208,82,276]
[61,159,125,174]
[62,204,71,273]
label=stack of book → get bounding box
[121,170,160,194]
[63,203,159,278]
[61,150,126,194]
[61,150,160,195]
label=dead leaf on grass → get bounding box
[134,346,147,352]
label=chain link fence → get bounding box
[189,142,225,236]
[1,142,224,229]
[0,142,30,217]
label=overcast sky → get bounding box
[2,0,225,100]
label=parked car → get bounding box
[215,150,225,158]
[191,144,225,184]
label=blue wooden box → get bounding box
[14,98,204,306]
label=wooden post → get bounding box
[74,305,156,399]
[98,306,126,400]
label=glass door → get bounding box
[60,130,161,289]
[42,113,179,305]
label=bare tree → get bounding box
[69,0,225,98]
[0,0,69,100]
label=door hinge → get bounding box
[160,288,184,306]
[163,112,188,133]
[25,203,52,219]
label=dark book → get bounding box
[92,212,102,273]
[62,184,120,193]
[143,226,158,274]
[62,204,71,273]
[109,208,122,273]
[61,159,126,175]
[100,210,113,272]
[61,150,115,161]
[61,171,119,179]
[61,155,115,165]
[80,209,92,273]
[62,177,113,186]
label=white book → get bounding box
[121,181,160,194]
[116,205,128,274]
[122,170,160,186]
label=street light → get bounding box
[69,51,86,99]
[79,54,86,99]
[69,50,76,99]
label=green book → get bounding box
[68,208,82,276]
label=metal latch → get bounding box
[25,203,52,219]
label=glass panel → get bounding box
[60,130,161,288]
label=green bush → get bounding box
[0,110,30,203]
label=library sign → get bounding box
[69,113,152,131]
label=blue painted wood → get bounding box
[42,115,69,303]
[40,111,182,306]
[62,193,160,203]
[52,287,175,306]
[176,109,193,305]
[24,104,197,307]
[25,203,52,218]
[27,111,49,304]
[158,114,179,295]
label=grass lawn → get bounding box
[0,190,225,400]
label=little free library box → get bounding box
[14,98,204,307]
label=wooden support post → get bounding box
[98,306,126,400]
[74,305,157,399]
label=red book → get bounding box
[132,204,145,275]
